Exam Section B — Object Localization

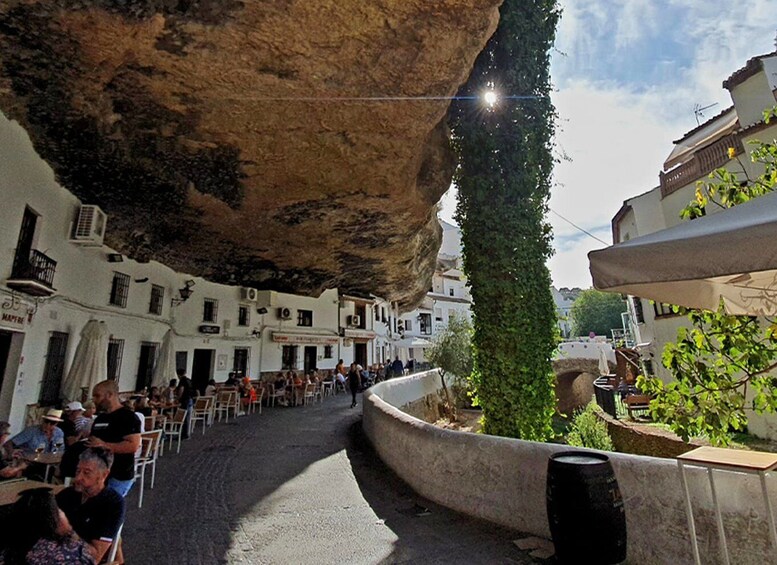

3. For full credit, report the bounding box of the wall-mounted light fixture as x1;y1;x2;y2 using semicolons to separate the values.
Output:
257;307;268;315
171;279;196;306
251;328;262;338
107;253;124;263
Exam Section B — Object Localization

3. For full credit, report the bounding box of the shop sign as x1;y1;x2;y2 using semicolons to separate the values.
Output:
272;332;339;345
199;324;221;335
0;295;35;331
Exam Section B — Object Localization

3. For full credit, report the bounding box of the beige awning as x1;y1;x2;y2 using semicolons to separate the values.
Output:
588;191;777;315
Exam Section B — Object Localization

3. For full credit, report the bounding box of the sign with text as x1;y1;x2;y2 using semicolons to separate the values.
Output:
198;324;221;335
272;332;339;345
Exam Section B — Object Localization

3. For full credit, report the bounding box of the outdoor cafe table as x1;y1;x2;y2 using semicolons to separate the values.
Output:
677;446;777;565
21;452;62;484
0;479;63;506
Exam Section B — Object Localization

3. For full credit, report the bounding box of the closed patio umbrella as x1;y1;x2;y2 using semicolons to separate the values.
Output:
598;347;611;376
61;319;109;402
588;190;777;316
151;329;176;389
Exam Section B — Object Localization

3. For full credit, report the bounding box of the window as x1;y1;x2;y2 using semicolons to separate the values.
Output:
374;307;379;321
109;272;130;308
107;338;125;381
40;332;69;405
203;299;218;322
435;308;443;322
324;345;333;359
238;305;250;326
233;348;249;375
175;351;188;374
149;284;164;315
282;345;298;370
297;309;313;327
632;297;645;324
355;304;366;328
419;313;432;335
404;320;412;331
449;288;454;297
653;302;676;318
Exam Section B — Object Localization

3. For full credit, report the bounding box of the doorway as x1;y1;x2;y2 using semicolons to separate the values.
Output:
135;342;158;392
303;346;317;374
0;332;12;416
233;347;249;377
354;342;367;368
192;349;214;394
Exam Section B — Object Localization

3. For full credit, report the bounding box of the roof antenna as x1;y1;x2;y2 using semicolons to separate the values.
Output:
693;102;718;125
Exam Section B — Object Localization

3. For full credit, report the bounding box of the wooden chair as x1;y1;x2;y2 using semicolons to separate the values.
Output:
133;436;154;508
270;385;287;407
191;396;214;435
163;409;187;454
303;383;317;405
624;394;652;419
215;391;238;422
251;386;265;415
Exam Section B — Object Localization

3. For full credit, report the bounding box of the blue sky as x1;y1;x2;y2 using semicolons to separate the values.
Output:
439;0;776;289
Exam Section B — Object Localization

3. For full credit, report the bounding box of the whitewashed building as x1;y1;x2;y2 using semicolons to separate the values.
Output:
397;221;473;364
552;287;581;338
611;51;777;438
0;111;376;432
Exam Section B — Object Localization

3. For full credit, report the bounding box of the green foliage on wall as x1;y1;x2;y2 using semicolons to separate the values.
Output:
448;0;561;440
566;402;614;451
570;289;626;337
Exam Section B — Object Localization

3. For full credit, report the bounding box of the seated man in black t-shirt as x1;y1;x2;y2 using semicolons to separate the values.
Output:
56;446;125;563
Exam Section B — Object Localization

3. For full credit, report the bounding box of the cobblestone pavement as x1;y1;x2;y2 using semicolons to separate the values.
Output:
123;393;539;564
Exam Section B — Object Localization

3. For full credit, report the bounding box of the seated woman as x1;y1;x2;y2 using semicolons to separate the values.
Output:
0;422;27;480
204;379;217;397
240;376;257;408
161;379;178;404
1;487;94;565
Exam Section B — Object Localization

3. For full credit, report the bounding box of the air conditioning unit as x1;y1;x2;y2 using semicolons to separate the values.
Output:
70;205;107;246
241;287;258;301
278;307;292;320
348;314;361;327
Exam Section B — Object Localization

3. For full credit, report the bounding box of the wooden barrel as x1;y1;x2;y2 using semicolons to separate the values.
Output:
546;451;627;564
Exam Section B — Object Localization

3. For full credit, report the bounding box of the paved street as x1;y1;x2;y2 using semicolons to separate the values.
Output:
123;393;539;564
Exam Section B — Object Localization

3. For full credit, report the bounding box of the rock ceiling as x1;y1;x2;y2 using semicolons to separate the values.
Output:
0;0;501;308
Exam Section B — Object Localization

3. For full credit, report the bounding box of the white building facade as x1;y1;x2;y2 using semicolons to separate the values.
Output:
0;111;395;432
611;51;777;438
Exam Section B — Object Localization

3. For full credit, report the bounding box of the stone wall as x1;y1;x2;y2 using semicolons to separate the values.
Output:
601;411;705;459
363;370;777;564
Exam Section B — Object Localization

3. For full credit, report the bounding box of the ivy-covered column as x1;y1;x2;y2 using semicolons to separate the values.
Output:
449;0;560;440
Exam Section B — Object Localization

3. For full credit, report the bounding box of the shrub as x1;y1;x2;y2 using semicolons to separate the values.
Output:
566;402;614;451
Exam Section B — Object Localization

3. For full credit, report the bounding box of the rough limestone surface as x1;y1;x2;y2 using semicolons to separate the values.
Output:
0;0;501;307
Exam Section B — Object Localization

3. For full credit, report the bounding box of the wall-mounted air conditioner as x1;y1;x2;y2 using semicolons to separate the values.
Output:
348;314;361;327
70;205;107;246
241;287;258;301
278;307;292;320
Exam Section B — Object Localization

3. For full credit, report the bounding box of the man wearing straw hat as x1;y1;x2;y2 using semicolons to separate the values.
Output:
8;409;65;454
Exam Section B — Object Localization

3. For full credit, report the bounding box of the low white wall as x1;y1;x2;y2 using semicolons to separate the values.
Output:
363;371;776;564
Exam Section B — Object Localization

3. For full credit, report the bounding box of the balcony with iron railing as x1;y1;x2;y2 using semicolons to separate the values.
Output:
7;249;57;296
659;133;743;198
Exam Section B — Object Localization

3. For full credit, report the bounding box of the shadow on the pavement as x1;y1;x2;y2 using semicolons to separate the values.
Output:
344;420;538;565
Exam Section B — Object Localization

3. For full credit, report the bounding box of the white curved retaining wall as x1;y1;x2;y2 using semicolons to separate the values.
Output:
364;370;776;564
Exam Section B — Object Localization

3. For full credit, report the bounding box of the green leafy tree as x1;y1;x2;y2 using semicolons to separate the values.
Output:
449;0;560;440
426;313;474;419
569;289;626;337
638;108;777;445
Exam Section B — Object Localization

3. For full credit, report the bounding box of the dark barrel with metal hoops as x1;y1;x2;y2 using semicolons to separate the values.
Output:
546;451;627;564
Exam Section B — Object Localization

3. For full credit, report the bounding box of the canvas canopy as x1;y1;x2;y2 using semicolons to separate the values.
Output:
588;191;777;316
61;319;108;402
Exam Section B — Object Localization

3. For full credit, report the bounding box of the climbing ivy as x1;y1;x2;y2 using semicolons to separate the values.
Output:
448;0;560;440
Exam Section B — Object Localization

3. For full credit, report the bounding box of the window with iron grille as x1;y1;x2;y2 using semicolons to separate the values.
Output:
238;305;250;326
419;313;432;335
297;309;313;327
203;298;218;322
324;345;333;358
149;284;164;315
653;301;676;318
282;345;298;370
404;320;412;331
39;332;69;405
632;297;645;323
449;288;454;296
107;338;125;381
109;272;130;308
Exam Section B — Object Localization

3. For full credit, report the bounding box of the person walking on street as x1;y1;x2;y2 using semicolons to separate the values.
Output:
347;363;361;409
